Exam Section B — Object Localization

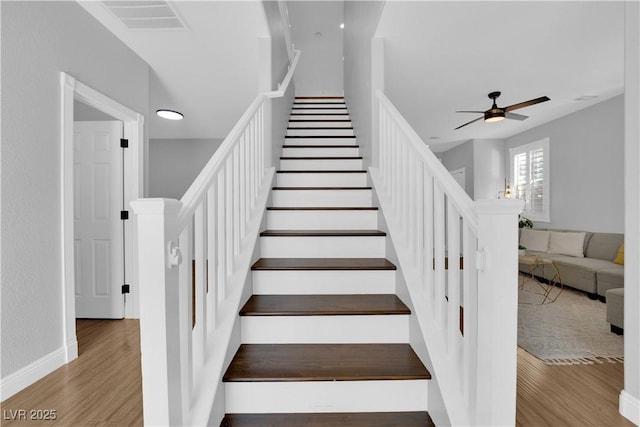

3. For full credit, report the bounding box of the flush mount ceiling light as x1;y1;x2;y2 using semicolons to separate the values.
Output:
340;23;344;29
156;109;183;120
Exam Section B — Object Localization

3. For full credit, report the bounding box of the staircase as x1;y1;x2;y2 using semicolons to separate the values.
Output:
220;97;434;426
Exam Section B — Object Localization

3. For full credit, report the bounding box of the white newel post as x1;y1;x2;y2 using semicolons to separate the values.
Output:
474;199;524;426
131;198;185;427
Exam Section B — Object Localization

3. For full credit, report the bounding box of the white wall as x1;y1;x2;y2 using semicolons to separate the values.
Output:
148;139;223;200
288;1;343;95
622;2;640;423
1;1;149;382
440;140;474;199
505;95;624;233
343;1;386;168
473;139;506;201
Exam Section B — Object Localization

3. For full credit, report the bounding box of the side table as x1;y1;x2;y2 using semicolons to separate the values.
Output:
518;255;564;304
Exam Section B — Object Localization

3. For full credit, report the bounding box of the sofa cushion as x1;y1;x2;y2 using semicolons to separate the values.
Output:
520;229;550;252
552;257;618;294
597;267;624;296
548;231;586;257
585;232;624;261
613;244;624;265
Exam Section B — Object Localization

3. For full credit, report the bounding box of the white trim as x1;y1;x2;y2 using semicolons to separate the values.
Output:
0;347;67;401
60;72;145;355
620;390;640;425
509;137;550;222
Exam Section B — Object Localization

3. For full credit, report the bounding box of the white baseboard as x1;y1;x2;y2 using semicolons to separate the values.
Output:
620;390;640;425
0;347;67;401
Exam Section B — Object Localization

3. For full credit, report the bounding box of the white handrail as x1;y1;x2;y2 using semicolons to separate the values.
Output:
371;90;523;426
132;49;301;426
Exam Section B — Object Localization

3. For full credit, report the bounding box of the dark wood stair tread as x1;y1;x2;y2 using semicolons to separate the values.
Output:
277;170;366;174
287;127;353;130
295;96;344;99
272;186;371;190
251;258;396;270
285;135;355;138
260;230;385;237
223;344;430;382
240;294;410;316
221;411;434;426
266;207;377;211
289;119;351;122
283;144;359;148
280;157;362;160
290;113;349;116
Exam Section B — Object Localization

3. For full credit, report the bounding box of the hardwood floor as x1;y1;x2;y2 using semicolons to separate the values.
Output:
516;347;633;427
1;319;142;426
2;321;632;426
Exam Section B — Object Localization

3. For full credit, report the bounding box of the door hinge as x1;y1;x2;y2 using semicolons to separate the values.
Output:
120;138;129;148
120;210;129;220
122;284;130;294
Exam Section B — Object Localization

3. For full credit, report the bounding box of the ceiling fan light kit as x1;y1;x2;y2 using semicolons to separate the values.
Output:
455;91;550;129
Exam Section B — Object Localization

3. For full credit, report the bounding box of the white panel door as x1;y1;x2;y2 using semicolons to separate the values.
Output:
74;121;124;318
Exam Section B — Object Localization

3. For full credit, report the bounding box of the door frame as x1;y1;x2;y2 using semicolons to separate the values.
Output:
60;72;144;362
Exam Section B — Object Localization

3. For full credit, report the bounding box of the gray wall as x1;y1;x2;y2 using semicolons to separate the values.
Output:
1;1;149;379
473;138;507;201
505;95;624;233
149;139;224;199
440;140;474;198
288;1;344;95
343;1;386;168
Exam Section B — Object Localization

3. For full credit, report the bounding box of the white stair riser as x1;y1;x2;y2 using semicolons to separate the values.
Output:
293;103;346;108
294;98;344;103
290;108;348;114
282;147;359;157
287;128;354;137
272;190;372;207
241;315;409;344
253;270;396;295
288;121;352;128
260;235;385;258
290;115;350;121
280;159;362;171
266;210;377;230
225;380;428;413
276;172;367;187
284;137;356;146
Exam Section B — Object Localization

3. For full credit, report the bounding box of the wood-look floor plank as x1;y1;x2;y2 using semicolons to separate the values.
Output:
1;319;142;427
251;258;397;270
223;344;430;382
516;347;633;427
240;294;410;316
221;411;434;426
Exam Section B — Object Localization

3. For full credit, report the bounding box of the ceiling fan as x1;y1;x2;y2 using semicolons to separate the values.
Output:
455;91;550;130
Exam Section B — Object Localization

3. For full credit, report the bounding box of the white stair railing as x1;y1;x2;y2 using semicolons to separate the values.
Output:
131;50;300;427
369;89;523;426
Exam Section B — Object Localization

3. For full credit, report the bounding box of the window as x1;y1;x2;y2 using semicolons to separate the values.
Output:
509;138;550;222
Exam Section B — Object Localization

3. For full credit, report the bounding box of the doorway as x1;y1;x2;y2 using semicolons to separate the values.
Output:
61;72;144;362
73;105;126;319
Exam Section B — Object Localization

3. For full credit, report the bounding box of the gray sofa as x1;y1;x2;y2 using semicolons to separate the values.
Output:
518;229;624;300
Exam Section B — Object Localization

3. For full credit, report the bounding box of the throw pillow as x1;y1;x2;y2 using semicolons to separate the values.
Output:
548;231;586;257
613;244;624;265
519;229;550;252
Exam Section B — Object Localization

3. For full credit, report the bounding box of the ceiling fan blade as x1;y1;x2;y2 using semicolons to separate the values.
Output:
505;112;528;121
456;110;485;113
505;96;550;112
454;116;483;130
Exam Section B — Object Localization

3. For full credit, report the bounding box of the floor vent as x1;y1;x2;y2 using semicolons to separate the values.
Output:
101;1;187;30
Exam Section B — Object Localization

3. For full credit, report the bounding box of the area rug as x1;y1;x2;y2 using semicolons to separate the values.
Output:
517;275;624;365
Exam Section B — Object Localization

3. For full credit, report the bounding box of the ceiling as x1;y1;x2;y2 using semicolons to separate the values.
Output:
79;1;625;149
79;1;270;139
375;1;625;151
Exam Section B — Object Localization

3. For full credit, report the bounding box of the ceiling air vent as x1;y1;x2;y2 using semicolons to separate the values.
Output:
102;1;187;30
